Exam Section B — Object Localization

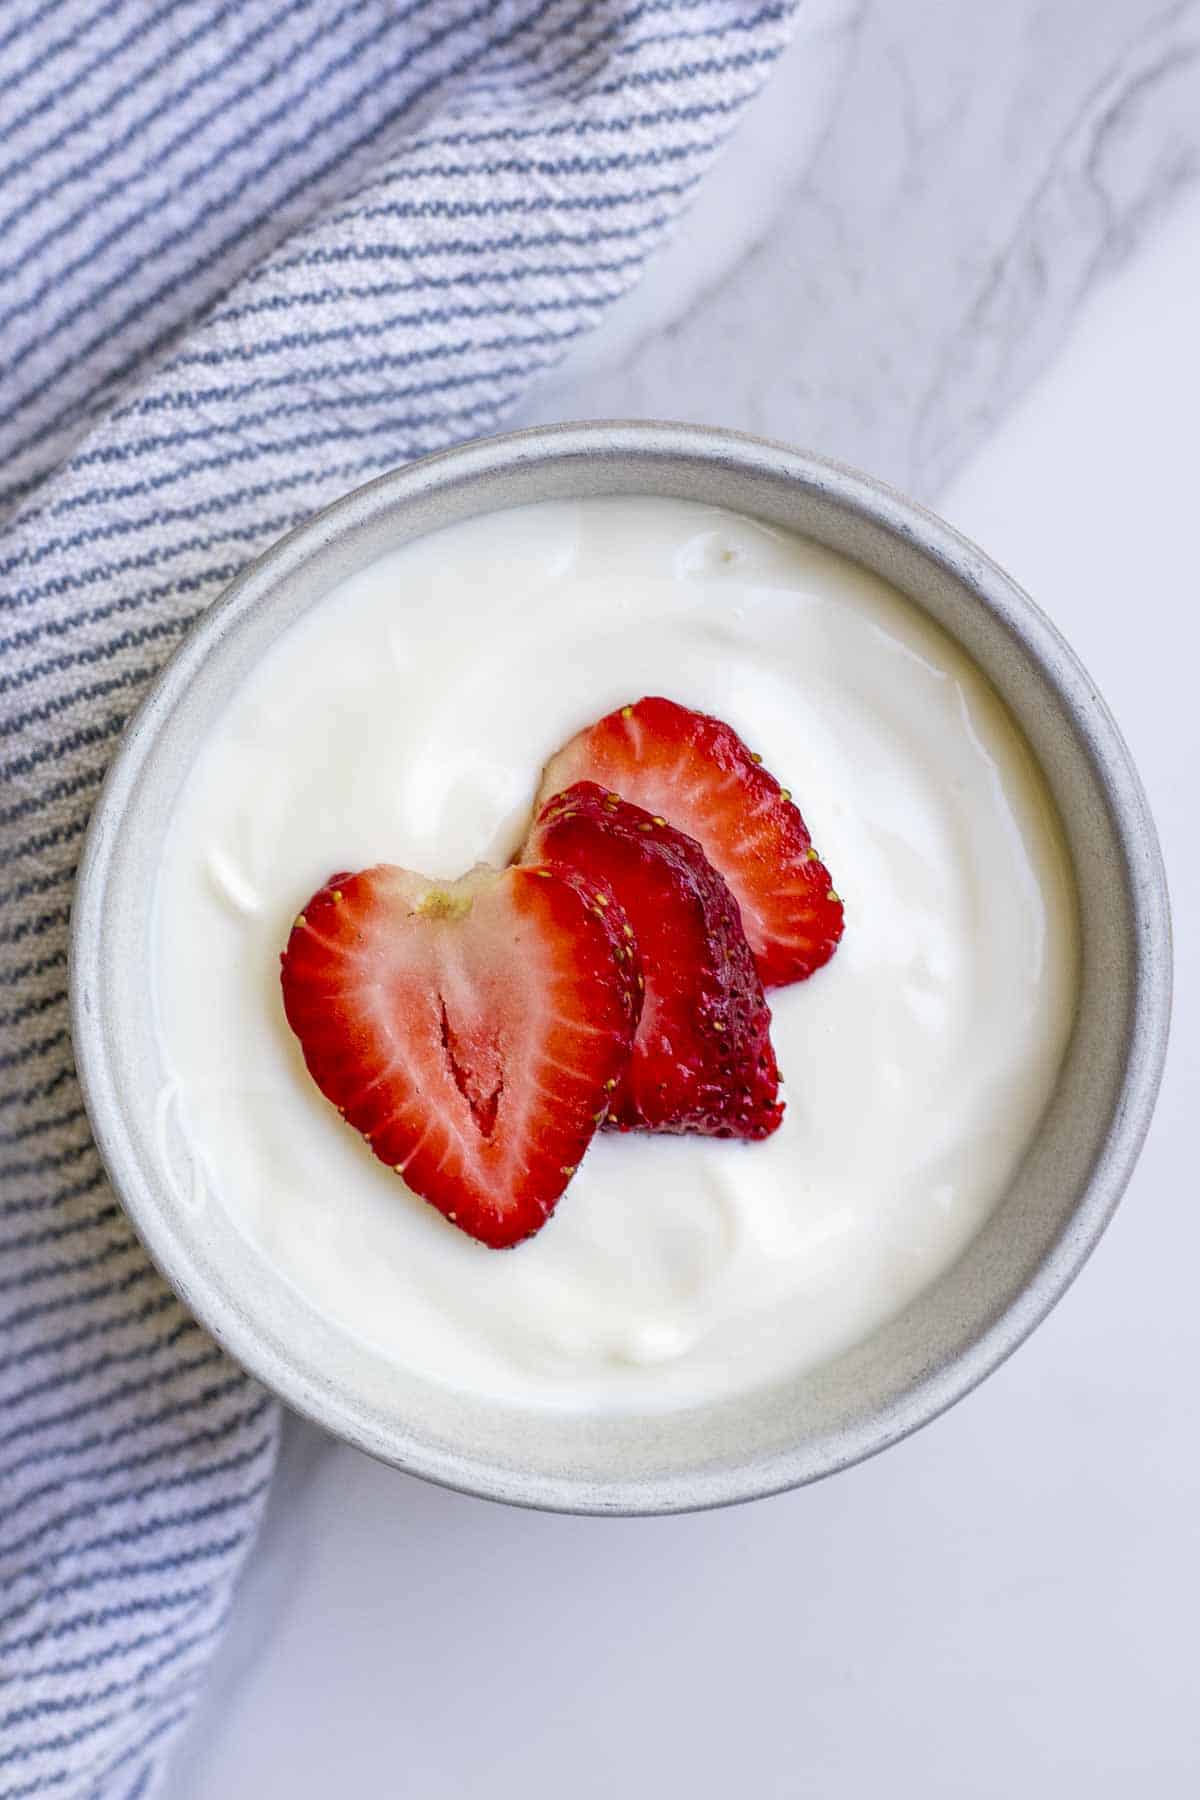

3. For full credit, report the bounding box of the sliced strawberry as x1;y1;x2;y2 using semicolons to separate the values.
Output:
524;783;783;1140
536;697;844;988
280;863;641;1248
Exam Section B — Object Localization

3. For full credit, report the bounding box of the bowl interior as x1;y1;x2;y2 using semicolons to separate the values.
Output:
72;426;1169;1512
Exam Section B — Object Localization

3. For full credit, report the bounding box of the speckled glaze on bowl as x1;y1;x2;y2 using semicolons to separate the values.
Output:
69;423;1172;1514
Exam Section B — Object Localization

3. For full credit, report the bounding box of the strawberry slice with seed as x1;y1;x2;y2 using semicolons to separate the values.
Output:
280;863;641;1248
536;697;844;987
525;783;783;1140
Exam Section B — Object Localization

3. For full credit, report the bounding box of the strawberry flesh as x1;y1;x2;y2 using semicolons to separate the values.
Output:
524;783;783;1140
536;696;844;988
280;863;641;1248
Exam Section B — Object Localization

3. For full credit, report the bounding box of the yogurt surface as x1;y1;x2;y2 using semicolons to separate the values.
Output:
154;497;1078;1411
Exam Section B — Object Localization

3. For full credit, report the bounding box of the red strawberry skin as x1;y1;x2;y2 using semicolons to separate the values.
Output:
536;697;844;988
525;783;783;1141
280;863;641;1248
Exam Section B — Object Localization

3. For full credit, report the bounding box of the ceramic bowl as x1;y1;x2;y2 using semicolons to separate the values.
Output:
70;422;1171;1513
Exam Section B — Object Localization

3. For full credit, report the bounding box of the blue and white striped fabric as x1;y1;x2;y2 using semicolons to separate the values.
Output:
0;2;796;1791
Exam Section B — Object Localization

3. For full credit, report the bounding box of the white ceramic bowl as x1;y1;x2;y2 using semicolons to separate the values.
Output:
70;423;1171;1513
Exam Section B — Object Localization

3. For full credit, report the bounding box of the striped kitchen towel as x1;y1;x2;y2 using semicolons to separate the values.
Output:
0;2;797;1792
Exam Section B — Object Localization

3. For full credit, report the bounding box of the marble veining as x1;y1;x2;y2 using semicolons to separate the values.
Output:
518;0;1200;502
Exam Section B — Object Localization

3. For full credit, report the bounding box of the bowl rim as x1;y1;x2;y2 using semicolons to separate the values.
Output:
69;420;1173;1514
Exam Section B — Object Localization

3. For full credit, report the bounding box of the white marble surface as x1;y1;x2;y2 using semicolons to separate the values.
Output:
167;12;1200;1795
520;0;1200;499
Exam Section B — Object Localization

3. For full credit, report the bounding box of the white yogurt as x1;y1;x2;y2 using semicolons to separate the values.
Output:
154;497;1078;1411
